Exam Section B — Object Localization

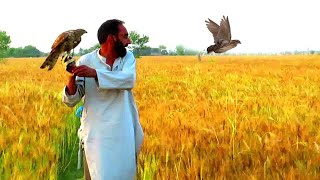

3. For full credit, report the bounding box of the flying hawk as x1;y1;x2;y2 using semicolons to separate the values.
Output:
205;16;241;53
40;29;87;70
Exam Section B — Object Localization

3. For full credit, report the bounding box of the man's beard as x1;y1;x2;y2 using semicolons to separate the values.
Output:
114;40;127;57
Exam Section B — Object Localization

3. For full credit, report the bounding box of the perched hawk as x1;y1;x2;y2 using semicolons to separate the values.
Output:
205;16;241;53
40;29;87;70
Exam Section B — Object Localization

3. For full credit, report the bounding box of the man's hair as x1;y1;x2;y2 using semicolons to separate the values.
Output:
97;19;124;44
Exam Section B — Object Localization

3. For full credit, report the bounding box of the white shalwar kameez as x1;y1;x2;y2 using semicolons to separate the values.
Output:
62;49;144;180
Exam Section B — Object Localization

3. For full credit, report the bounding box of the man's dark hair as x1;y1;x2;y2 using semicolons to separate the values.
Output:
97;19;124;44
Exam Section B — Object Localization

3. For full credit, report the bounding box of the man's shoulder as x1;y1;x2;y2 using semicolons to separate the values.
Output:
123;49;135;62
77;49;99;66
125;49;134;58
81;49;98;59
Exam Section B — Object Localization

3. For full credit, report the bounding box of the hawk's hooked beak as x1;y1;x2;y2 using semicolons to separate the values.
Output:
79;29;87;34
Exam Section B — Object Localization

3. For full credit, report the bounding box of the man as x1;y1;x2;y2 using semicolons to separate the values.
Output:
62;19;144;180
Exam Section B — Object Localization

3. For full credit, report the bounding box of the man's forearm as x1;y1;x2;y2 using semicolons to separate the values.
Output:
66;75;77;95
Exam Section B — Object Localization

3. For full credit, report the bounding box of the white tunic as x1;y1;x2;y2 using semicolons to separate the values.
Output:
62;49;144;180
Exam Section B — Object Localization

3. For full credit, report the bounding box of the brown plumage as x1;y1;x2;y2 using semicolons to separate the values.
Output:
40;29;87;70
205;16;241;53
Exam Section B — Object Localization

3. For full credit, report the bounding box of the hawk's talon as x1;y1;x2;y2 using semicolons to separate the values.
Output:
62;54;73;63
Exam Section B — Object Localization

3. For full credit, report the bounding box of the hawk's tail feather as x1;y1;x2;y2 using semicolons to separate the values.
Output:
40;49;60;70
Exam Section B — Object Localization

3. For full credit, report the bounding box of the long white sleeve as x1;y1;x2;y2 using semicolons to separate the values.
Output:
95;51;136;90
61;76;85;107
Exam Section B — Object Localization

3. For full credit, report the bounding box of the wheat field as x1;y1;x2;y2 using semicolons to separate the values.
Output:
0;55;320;179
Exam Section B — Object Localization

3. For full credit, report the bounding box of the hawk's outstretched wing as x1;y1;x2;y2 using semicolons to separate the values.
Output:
217;16;231;42
205;18;220;43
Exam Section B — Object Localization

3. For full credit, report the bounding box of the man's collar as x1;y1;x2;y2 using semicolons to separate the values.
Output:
97;49;106;63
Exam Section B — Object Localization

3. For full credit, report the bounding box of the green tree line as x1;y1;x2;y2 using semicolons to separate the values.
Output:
0;31;46;58
6;45;46;57
1;30;201;58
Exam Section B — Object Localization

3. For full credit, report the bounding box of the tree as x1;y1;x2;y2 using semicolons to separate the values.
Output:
159;45;168;55
184;48;198;55
129;31;149;57
78;48;85;56
175;45;198;56
0;31;11;58
6;45;45;57
22;45;41;57
175;45;185;55
129;31;149;49
159;45;166;50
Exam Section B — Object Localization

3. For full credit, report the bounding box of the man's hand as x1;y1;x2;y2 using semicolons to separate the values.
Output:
64;55;76;73
72;65;97;78
66;62;76;73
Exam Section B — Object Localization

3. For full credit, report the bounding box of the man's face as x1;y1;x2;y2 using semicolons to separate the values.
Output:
114;24;131;57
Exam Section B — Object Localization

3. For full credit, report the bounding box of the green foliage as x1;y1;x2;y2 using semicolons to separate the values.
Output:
58;104;84;180
139;154;159;180
175;45;185;55
129;31;149;49
184;48;198;55
159;45;168;55
6;45;45;57
0;30;11;58
158;45;166;50
1;32;46;57
129;31;149;57
175;45;198;56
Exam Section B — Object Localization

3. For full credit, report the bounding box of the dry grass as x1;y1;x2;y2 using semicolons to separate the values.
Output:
0;55;320;179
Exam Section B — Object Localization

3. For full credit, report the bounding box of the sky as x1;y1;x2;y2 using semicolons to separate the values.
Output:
0;0;319;54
